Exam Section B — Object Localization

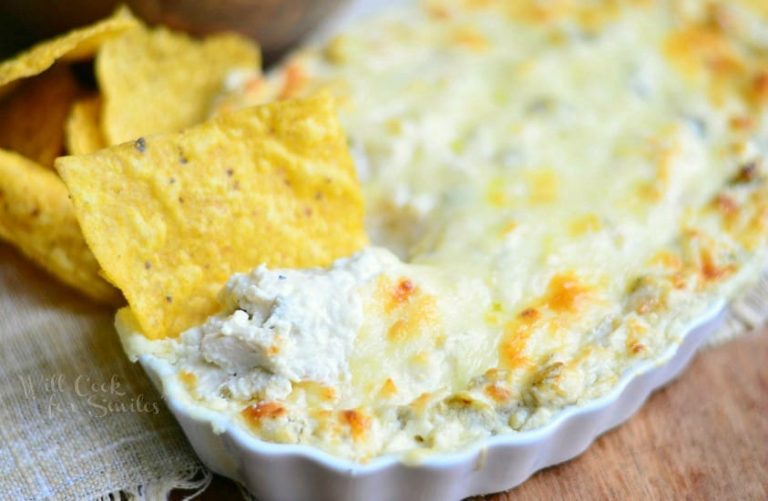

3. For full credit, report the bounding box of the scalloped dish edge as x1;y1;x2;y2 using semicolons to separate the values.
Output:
122;300;725;500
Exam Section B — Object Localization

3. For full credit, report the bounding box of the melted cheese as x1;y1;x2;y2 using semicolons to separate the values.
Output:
121;0;768;462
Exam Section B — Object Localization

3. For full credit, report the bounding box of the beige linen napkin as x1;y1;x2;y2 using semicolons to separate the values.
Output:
0;243;210;500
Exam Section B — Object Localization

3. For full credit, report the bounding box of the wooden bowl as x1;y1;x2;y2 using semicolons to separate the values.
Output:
128;0;348;62
0;0;348;63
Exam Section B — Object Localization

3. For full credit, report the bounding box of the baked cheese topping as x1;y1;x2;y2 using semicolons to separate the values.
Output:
120;0;768;461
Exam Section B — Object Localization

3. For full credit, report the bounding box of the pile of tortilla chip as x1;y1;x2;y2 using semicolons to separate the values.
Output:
0;7;261;304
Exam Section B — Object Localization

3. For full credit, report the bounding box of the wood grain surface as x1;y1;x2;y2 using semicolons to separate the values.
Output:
194;328;768;500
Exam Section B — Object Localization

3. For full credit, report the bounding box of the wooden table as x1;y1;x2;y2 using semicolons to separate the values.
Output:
196;329;768;500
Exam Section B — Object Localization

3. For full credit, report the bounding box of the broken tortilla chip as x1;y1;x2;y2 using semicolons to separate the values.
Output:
66;95;106;155
0;65;80;167
0;7;139;91
0;149;120;304
57;93;366;339
96;24;260;145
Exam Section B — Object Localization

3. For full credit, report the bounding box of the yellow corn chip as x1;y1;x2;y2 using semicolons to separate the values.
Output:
96;25;260;145
0;65;80;167
66;95;106;155
0;149;121;304
57;94;366;339
0;7;139;90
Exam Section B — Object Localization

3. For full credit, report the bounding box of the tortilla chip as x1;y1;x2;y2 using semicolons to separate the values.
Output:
0;65;80;167
66;95;106;155
0;149;120;304
57;94;366;339
0;7;139;90
96;25;260;145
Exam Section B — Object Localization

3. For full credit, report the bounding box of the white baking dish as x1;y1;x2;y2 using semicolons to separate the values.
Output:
135;301;724;501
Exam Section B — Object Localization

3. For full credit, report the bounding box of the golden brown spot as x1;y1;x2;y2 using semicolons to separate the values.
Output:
340;409;370;442
636;181;662;202
651;250;683;271
409;352;430;367
178;370;197;392
729;115;755;132
452;26;489;52
752;71;768;107
379;378;398;398
501;0;628;31
388;293;439;342
242;402;286;423
308;386;336;401
387;319;409;342
485;383;511;402
426;4;451;19
714;193;739;219
461;0;494;10
310;409;333;422
519;307;540;322
293;382;337;405
741;200;768;251
244;75;265;96
324;35;351;64
568;213;601;236
377;276;439;343
499;316;536;370
499;274;590;369
634;296;659;315
699;248;734;283
626;318;648;356
671;272;687;289
664;23;758;106
279;62;308;100
446;394;474;407
321;386;336;401
410;392;433;413
731;161;759;184
544;272;590;313
389;278;415;309
675;26;739;72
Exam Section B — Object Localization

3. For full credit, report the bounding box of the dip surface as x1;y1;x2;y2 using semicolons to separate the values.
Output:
121;0;768;461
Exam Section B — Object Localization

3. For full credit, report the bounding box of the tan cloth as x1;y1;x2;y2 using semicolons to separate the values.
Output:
0;243;210;499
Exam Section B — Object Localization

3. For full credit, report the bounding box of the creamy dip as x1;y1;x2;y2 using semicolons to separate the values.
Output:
120;0;768;461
